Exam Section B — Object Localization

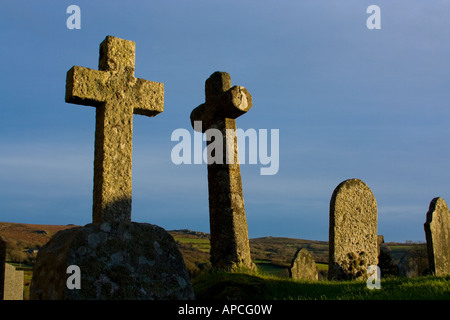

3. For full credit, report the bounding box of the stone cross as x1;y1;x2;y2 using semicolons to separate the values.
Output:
328;178;378;280
424;197;450;276
65;36;164;223
190;71;254;271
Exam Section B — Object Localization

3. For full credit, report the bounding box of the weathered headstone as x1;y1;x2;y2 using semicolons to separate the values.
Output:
30;36;194;300
424;197;450;276
289;248;318;281
31;222;192;299
190;71;255;271
0;236;6;300
398;254;420;278
3;263;23;300
328;178;378;280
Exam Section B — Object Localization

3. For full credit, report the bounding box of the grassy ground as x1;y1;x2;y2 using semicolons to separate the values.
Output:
193;270;450;300
16;262;450;301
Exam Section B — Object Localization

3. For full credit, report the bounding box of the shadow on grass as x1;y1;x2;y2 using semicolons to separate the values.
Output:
193;271;450;300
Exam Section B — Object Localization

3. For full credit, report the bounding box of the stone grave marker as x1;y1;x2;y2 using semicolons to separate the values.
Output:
328;178;378;280
424;197;450;276
0;236;5;300
190;71;255;271
398;254;420;278
3;263;24;300
30;36;194;300
289;248;318;281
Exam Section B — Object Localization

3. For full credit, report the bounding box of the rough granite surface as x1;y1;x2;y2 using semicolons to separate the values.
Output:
328;178;378;280
30;222;194;300
289;248;318;281
424;197;450;276
3;264;23;300
190;72;254;271
65;36;164;223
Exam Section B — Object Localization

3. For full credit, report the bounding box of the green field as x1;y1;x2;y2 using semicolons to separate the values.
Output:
255;260;289;277
174;236;210;253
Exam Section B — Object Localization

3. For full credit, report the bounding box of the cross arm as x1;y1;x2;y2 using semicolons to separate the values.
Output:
190;103;213;132
132;78;164;117
65;66;109;106
217;86;252;119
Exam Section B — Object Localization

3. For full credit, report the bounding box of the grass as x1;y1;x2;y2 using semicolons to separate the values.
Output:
23;270;32;300
255;261;289;277
192;269;450;300
316;263;328;271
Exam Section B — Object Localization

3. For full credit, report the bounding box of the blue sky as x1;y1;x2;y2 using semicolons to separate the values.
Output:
1;0;450;242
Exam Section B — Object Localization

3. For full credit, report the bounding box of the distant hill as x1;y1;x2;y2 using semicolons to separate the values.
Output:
0;222;78;264
0;221;76;242
0;222;425;278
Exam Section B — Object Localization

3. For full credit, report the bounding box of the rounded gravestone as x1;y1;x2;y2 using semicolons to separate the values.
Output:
328;179;378;280
289;248;318;281
30;222;195;300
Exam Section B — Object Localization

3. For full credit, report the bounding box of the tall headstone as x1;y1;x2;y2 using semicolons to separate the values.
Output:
30;36;194;300
328;178;378;280
424;197;450;276
289;248;318;281
190;71;255;271
0;236;6;300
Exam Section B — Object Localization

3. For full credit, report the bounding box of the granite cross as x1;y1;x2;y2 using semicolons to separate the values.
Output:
65;36;164;223
190;71;254;270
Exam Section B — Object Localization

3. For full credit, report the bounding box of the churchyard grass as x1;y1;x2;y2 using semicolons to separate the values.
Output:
23;270;32;300
193;269;450;300
20;268;450;300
